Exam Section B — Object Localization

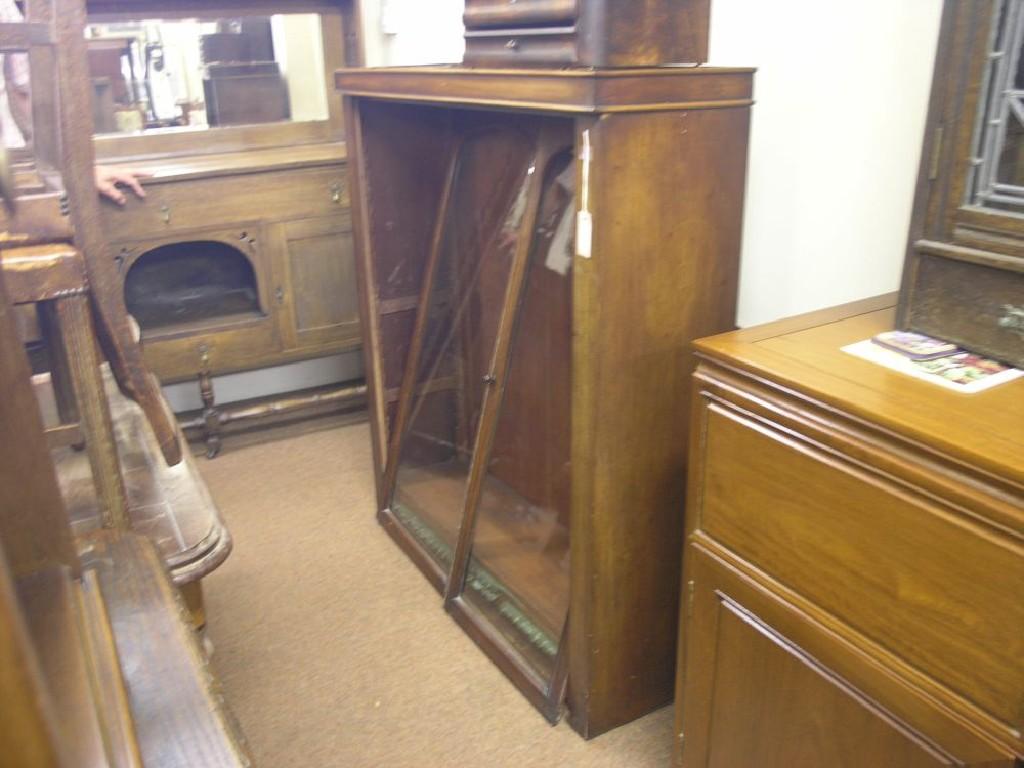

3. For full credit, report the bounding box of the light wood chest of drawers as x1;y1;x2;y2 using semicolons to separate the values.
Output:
674;296;1024;767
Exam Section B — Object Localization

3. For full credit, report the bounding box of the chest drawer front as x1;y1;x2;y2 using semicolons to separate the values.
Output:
904;251;1024;369
463;0;578;29
695;400;1024;732
463;29;578;67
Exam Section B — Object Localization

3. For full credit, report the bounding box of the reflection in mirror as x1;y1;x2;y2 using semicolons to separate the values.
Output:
969;0;1024;210
84;14;327;136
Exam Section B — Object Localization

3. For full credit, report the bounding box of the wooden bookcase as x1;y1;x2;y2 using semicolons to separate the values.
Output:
336;65;752;736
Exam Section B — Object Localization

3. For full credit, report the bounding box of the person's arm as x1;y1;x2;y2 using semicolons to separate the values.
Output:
94;165;152;205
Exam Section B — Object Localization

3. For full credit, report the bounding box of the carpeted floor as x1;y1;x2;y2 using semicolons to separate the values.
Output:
197;414;673;767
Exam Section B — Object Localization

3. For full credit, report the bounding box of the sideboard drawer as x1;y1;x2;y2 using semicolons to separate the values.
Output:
463;0;578;29
693;399;1024;733
102;167;347;243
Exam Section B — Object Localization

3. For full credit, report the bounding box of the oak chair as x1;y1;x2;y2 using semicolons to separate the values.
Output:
0;253;250;767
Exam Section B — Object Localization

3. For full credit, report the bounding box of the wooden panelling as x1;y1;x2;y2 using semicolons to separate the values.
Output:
279;215;360;350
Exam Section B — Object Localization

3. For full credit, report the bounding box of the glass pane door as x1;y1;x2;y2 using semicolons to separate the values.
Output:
453;146;575;690
387;124;538;578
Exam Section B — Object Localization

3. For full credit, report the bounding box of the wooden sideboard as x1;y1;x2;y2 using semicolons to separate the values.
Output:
84;1;365;455
674;296;1023;766
100;144;359;383
97;144;364;455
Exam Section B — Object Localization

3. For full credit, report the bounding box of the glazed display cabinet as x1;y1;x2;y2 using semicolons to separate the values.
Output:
336;66;752;736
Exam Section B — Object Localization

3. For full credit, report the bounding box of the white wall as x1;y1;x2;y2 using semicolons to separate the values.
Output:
361;0;464;66
273;13;330;122
709;1;944;326
358;0;945;328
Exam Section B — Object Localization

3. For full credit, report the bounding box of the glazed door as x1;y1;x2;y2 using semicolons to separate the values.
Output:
677;545;1019;768
382;119;542;578
443;141;575;719
382;114;576;718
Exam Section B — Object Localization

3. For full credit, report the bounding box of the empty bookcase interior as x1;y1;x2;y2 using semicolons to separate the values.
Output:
339;67;752;735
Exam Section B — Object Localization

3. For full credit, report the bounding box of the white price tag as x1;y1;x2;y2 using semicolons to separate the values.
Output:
576;210;593;259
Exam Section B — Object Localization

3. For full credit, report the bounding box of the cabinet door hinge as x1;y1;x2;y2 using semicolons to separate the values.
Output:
685;579;695;621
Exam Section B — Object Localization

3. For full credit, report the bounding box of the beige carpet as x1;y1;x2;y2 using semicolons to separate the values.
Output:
198;415;673;767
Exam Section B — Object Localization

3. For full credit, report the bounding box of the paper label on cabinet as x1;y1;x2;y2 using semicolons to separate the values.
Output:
576;210;593;259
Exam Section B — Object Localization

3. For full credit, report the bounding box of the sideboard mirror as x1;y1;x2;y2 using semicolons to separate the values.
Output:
85;1;359;160
86;14;329;135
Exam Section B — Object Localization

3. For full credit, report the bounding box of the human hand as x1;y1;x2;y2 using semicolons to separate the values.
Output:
95;165;153;205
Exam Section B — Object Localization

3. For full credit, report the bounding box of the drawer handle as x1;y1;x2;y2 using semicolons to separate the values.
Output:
330;182;342;204
159;204;171;224
505;38;519;51
275;286;284;305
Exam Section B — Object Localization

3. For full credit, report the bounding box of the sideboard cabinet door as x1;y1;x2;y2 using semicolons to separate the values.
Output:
677;547;1017;768
277;216;361;353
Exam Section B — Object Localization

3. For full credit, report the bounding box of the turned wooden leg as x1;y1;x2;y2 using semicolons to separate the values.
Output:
198;346;221;459
57;294;129;529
